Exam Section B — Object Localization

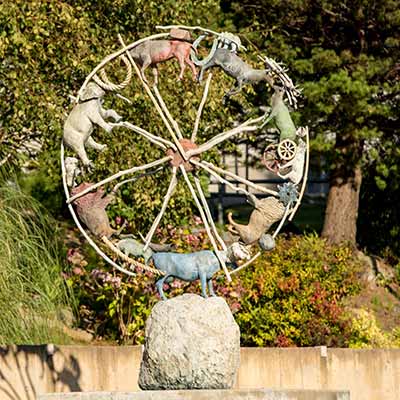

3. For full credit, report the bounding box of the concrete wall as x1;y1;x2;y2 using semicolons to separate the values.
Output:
0;345;399;400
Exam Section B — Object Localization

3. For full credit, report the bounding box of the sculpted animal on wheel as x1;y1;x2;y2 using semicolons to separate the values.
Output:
63;82;122;168
116;238;174;265
129;29;197;85
151;243;250;300
71;182;118;239
228;194;285;245
261;86;296;142
196;48;274;101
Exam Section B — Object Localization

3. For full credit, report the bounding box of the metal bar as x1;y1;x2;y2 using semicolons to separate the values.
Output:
180;166;232;282
193;175;227;251
143;167;178;252
67;156;172;204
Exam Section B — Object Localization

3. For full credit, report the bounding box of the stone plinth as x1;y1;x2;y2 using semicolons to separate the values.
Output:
138;294;240;390
37;389;351;400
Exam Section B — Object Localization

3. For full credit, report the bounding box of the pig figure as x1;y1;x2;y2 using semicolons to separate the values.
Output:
129;29;197;84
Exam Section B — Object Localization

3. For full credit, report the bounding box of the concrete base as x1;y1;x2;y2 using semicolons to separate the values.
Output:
37;389;350;400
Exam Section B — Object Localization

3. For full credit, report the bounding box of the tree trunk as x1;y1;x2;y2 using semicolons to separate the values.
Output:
322;165;362;245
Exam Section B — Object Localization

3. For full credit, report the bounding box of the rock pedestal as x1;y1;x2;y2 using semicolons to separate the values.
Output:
138;294;240;390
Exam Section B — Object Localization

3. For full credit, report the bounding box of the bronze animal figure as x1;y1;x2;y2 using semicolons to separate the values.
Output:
71;182;117;238
261;86;296;141
227;194;285;245
197;48;274;101
129;29;197;85
63;82;122;169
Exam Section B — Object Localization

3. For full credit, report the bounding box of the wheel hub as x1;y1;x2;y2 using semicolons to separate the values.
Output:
166;139;199;171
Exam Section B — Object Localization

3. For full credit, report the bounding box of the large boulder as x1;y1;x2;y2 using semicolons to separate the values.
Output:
138;293;240;390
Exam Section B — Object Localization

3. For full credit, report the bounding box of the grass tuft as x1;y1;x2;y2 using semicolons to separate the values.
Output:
0;183;73;344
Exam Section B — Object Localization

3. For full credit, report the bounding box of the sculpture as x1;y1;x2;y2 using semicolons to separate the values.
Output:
227;194;286;245
71;182;117;238
116;238;174;265
61;25;309;295
63;82;122;168
196;47;274;102
277;137;306;184
64;156;81;187
117;238;154;265
152;243;250;300
129;28;197;85
261;86;297;140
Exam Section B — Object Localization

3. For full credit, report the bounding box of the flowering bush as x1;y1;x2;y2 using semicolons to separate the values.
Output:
65;228;362;346
232;234;361;347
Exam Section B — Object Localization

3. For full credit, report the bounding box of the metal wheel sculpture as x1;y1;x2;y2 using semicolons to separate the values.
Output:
61;25;309;295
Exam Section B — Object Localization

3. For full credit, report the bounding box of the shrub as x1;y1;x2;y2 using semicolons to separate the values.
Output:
232;234;361;347
348;309;393;348
67;231;362;347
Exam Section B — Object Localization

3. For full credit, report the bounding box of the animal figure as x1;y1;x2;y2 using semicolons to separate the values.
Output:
129;29;197;85
117;238;154;265
63;82;122;168
151;243;251;300
65;157;81;187
228;194;285;245
71;182;116;238
116;238;174;265
196;48;274;101
261;86;296;141
277;138;306;185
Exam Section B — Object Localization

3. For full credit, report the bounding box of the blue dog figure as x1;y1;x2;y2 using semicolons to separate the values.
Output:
151;244;250;300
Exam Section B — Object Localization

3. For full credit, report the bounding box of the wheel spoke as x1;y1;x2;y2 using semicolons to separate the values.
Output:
118;35;188;161
180;165;232;282
111;166;164;194
67;155;172;204
193;174;227;251
143;167;178;251
192;73;212;142
122;122;176;150
190;159;250;196
200;161;279;197
186;116;264;157
153;85;183;140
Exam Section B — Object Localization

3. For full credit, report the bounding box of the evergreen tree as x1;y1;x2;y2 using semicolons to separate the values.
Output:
222;0;400;245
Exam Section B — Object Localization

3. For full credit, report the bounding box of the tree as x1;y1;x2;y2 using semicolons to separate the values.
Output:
0;0;230;228
221;0;400;245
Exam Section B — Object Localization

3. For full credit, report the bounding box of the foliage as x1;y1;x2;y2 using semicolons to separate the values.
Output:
0;183;74;344
232;234;361;347
0;0;237;230
221;0;400;243
67;231;363;347
358;154;400;260
348;308;399;348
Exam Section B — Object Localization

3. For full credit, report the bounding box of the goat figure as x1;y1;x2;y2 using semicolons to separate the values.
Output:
197;48;274;101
